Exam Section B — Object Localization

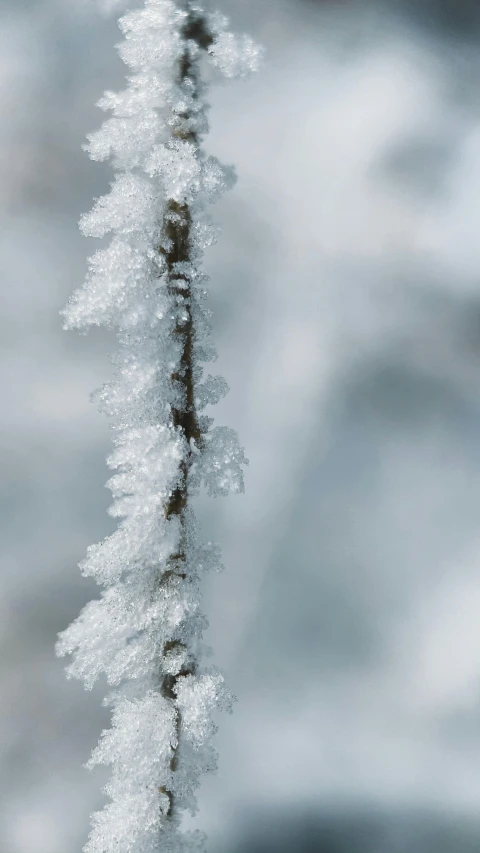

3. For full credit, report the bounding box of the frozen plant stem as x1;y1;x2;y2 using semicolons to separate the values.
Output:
56;3;261;853
159;12;212;821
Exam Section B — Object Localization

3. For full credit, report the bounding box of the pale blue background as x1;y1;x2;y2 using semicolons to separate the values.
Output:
2;1;480;850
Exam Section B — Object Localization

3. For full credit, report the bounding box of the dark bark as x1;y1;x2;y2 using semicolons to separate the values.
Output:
157;5;214;821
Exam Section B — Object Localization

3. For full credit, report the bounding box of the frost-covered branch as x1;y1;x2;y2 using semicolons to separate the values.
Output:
56;3;261;852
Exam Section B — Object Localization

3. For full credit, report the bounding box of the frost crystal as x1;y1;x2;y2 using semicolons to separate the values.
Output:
57;3;260;853
208;31;263;78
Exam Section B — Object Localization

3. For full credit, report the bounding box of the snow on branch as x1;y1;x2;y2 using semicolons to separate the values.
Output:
57;3;260;853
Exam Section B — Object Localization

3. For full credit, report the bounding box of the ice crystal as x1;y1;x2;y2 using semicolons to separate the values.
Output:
57;3;259;853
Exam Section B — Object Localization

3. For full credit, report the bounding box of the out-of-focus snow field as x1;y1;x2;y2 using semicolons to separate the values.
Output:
3;0;480;851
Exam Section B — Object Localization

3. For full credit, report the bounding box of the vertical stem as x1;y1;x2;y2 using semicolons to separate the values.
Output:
158;4;213;822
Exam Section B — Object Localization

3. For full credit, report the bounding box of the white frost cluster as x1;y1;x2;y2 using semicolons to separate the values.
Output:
208;31;262;78
57;3;258;853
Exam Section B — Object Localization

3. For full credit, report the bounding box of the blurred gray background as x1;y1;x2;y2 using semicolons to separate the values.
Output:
3;0;480;850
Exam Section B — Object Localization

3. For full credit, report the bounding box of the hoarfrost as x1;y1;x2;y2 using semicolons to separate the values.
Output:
57;2;260;852
208;31;263;78
79;174;158;239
